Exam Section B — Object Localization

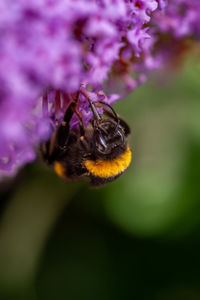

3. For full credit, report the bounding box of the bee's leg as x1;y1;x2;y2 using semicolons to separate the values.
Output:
74;110;91;152
55;92;80;148
46;93;80;163
74;110;85;138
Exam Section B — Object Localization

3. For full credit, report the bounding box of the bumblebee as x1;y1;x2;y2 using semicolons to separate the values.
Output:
42;93;132;186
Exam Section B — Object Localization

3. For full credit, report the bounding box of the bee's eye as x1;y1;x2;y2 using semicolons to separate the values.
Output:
94;131;109;154
115;128;125;143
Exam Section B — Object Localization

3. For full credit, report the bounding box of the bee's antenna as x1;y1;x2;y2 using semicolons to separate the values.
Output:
79;85;102;121
98;101;119;123
87;98;102;121
98;101;120;133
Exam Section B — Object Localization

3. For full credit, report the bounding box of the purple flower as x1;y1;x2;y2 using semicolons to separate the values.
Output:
156;0;168;10
153;0;200;38
148;0;200;71
0;0;159;177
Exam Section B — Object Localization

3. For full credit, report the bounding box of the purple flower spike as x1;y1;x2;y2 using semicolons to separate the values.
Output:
153;0;200;38
1;0;198;179
0;0;160;178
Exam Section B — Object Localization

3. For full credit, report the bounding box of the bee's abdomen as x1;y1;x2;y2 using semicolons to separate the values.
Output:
89;173;122;187
83;146;131;179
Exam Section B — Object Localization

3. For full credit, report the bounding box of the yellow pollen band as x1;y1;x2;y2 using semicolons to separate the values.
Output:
83;147;131;178
54;161;66;178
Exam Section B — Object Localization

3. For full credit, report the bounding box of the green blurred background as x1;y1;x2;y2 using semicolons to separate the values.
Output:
0;56;200;300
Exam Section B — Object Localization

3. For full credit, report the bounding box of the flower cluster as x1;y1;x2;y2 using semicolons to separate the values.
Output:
0;0;159;177
0;0;199;178
154;0;200;38
150;0;200;70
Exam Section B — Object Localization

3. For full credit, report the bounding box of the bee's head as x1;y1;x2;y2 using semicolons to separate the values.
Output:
87;99;128;160
92;119;126;159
